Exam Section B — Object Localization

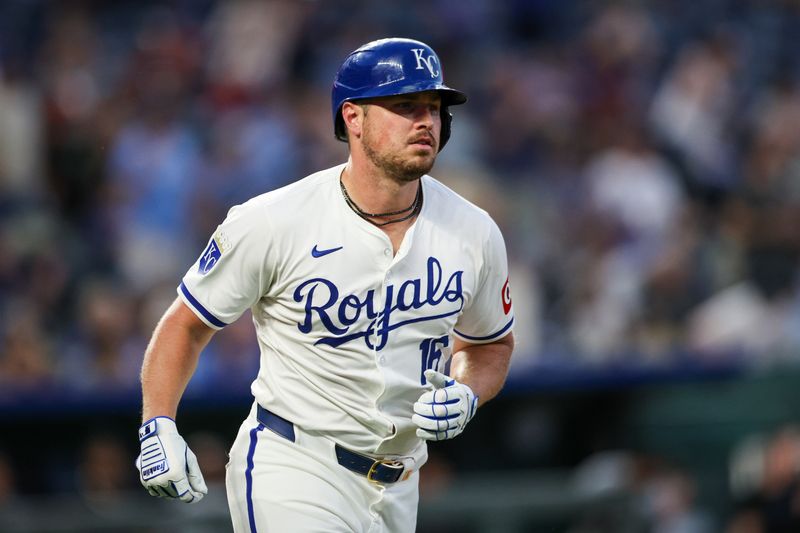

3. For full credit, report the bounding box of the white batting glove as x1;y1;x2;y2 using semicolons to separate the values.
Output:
412;369;479;441
135;416;207;503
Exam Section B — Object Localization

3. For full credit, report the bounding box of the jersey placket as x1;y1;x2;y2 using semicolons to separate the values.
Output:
370;222;418;442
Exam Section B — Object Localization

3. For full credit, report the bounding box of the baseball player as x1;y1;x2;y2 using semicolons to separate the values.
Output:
136;37;515;532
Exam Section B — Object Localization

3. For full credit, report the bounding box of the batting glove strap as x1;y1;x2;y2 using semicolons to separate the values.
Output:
135;417;208;504
412;369;479;441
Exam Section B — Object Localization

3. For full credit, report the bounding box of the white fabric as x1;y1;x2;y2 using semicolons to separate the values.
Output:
226;404;420;533
179;164;514;458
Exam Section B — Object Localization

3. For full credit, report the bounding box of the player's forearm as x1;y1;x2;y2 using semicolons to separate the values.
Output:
141;298;216;421
450;333;514;407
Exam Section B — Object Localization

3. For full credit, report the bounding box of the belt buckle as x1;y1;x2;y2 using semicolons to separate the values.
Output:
366;458;404;483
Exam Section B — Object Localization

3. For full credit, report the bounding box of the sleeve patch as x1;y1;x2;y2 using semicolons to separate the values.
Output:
502;277;512;315
198;239;222;275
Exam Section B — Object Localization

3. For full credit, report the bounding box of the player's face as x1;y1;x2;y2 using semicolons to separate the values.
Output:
360;91;442;183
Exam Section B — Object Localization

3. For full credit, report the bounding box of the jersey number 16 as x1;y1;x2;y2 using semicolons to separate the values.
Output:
419;335;450;385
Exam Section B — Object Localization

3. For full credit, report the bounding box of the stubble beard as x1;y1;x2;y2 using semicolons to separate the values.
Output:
362;123;436;184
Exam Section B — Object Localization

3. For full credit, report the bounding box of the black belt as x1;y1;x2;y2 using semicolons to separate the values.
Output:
256;405;406;484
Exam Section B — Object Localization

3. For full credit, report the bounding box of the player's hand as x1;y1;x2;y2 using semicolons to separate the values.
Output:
135;416;207;503
412;369;479;441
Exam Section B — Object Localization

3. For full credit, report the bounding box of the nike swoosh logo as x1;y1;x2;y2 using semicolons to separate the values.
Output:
311;245;343;258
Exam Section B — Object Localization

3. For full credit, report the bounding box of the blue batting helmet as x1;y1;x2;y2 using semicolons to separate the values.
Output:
332;38;467;151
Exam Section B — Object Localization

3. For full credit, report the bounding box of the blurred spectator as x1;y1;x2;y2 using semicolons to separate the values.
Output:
186;311;260;395
102;5;204;289
649;33;738;191
0;452;33;532
585;122;685;258
191;96;301;240
0;451;17;506
58;278;143;392
567;120;686;360
38;5;106;225
0;305;54;390
579;4;661;153
743;81;800;205
726;426;800;533
204;0;307;94
104;109;201;289
643;466;714;533
75;433;137;502
687;280;787;357
571;451;713;532
187;431;229;487
0;56;44;199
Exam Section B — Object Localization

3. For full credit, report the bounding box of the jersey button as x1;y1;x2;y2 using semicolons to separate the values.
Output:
379;356;387;365
384;248;392;257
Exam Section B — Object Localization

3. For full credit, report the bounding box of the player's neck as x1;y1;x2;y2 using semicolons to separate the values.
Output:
340;159;420;216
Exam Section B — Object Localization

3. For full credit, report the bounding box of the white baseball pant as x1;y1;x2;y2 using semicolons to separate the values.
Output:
226;404;421;533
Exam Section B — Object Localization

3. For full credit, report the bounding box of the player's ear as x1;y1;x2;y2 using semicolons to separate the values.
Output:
341;101;364;141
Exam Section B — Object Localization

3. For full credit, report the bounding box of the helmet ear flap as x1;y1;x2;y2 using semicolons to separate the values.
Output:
335;110;347;142
439;108;453;152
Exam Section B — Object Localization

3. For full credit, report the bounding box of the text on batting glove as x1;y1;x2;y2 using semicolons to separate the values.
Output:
412;369;479;441
135;416;207;503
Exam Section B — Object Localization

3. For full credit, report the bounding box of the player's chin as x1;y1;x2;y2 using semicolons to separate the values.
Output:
407;147;436;165
405;156;435;176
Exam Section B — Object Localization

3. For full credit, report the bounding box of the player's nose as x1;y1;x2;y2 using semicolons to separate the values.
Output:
414;104;436;127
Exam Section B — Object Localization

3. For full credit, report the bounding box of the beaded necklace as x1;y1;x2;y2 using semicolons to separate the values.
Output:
340;180;422;227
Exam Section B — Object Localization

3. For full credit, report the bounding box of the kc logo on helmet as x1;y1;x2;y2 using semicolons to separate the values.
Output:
411;49;439;78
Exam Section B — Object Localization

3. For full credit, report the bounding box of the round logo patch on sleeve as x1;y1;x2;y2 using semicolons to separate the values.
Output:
501;277;512;315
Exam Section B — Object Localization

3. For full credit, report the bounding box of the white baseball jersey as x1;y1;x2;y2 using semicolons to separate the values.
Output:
179;163;514;459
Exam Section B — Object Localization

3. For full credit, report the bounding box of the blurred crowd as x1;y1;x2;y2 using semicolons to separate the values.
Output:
2;0;800;397
3;1;800;530
562;423;800;533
